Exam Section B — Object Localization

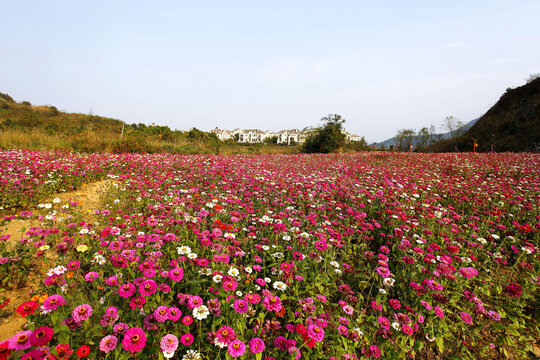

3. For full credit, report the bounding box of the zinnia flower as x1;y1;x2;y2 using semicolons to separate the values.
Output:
122;327;147;353
154;306;169;322
29;326;54;347
9;331;32;350
306;324;325;342
16;301;39;317
99;335;118;353
460;312;473;325
227;340;246;358
248;337;265;354
181;333;194;346
160;334;179;353
232;299;249;314
72;304;93;322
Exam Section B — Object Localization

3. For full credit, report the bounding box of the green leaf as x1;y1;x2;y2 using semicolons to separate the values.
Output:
436;336;445;353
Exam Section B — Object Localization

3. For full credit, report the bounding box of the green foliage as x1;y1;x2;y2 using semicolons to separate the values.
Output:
263;135;278;144
302;114;347;153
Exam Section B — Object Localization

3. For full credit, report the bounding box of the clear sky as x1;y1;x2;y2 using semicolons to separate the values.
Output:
1;1;539;142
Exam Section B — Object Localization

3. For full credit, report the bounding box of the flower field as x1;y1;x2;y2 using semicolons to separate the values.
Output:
0;151;539;359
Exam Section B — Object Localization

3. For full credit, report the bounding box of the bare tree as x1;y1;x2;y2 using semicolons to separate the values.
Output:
526;73;540;84
441;116;464;138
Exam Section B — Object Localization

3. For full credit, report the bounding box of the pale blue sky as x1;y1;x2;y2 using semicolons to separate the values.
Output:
1;1;538;142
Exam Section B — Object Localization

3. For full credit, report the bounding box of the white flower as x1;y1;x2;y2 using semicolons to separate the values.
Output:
183;350;202;360
335;269;342;275
44;203;52;209
212;275;223;283
236;291;243;297
79;228;89;235
193;305;209;320
228;268;239;277
163;351;175;359
392;322;400;330
244;267;252;274
177;246;192;255
264;277;271;283
330;261;340;268
273;281;287;291
283;235;291;241
187;253;198;259
53;197;61;203
379;288;386;294
383;277;395;287
261;245;269;251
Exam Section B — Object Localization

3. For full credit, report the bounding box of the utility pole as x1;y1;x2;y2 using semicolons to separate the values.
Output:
472;138;478;153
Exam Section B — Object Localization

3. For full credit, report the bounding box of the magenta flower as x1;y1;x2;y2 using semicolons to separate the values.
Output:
168;267;184;281
306;324;325;342
84;271;100;282
187;295;203;309
99;335;118;353
42;294;65;311
154;306;169;322
180;333;194;346
262;295;282;312
118;283;136;298
248;337;265;354
72;304;93;322
29;326;54;347
9;331;32;350
459;267;479;279
434;306;444;318
232;299;249;314
167;306;182;322
460;312;473;325
216;326;236;344
160;334;179;353
228;339;246;358
122;327;147;353
139;280;158;296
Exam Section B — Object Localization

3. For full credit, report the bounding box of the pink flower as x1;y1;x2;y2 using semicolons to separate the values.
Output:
434;306;444;318
160;334;179;353
139;280;157;296
9;331;32;350
377;317;390;330
459;267;479;279
168;267;184;281
168;306;182;322
228;340;246;358
306;324;325;342
99;335;118;353
154;306;169;322
118;283;136;298
216;326;237;344
29;326;54;347
42;294;65;311
248;337;265;354
84;271;99;282
367;344;381;358
262;295;282;312
187;295;203;309
180;333;194;346
122;327;147;353
232;299;249;314
402;324;413;335
72;304;93;322
460;312;473;325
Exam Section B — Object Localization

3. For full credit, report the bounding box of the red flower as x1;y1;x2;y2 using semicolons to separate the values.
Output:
76;345;91;358
0;341;11;360
505;282;522;297
16;301;39;317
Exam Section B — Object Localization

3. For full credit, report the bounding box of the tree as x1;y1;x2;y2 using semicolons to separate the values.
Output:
301;114;347;153
417;127;430;150
263;135;278;144
394;129;416;151
441;116;464;138
526;73;540;84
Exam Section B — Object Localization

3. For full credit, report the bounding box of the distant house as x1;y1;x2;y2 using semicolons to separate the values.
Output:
209;127;360;145
210;127;234;140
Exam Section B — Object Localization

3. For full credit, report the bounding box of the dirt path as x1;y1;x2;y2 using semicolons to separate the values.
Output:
0;179;111;342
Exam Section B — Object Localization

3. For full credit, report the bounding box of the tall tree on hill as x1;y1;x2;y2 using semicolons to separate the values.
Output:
442;116;464;138
395;129;416;151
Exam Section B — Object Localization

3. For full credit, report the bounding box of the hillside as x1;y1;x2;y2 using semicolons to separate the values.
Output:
373;118;479;149
432;78;540;152
0;93;297;154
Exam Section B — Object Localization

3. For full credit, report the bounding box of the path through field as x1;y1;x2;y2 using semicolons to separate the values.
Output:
0;180;110;341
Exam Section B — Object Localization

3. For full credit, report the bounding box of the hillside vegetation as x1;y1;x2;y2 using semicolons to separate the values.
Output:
0;93;298;154
433;78;540;152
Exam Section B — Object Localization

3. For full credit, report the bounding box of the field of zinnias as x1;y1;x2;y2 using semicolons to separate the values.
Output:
0;150;538;360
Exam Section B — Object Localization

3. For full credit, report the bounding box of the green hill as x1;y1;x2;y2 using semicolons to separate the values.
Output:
0;93;296;154
433;78;540;152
